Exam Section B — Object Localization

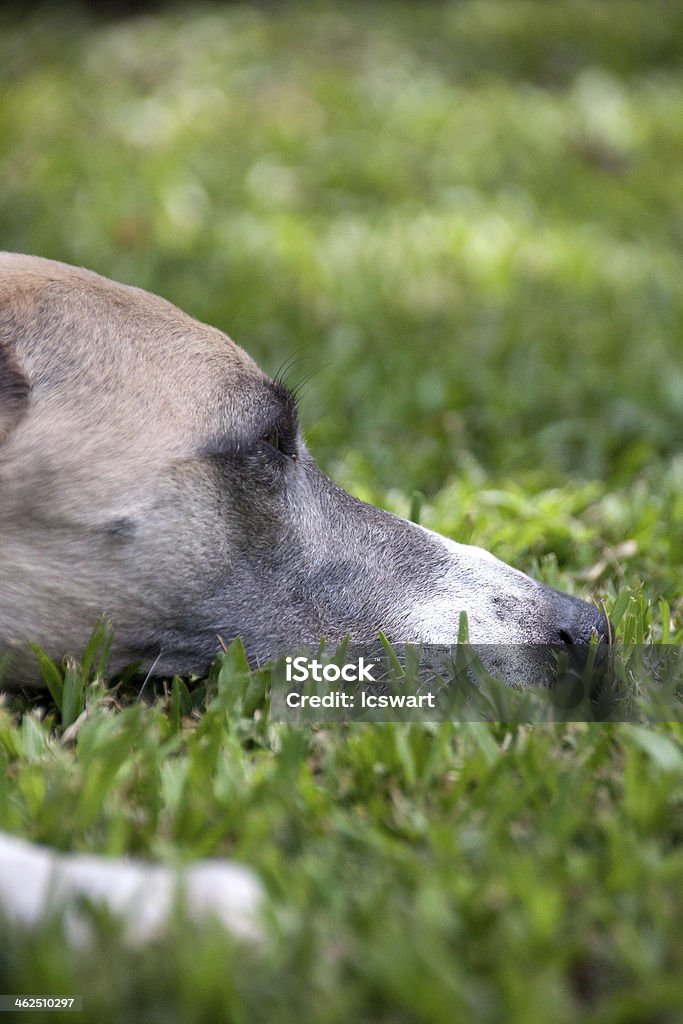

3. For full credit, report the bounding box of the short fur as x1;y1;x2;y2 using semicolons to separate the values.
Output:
0;254;608;686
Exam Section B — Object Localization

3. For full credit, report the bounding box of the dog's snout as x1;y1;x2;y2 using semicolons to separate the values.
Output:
555;599;611;646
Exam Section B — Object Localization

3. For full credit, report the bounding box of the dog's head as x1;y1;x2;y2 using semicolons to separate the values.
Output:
0;254;608;683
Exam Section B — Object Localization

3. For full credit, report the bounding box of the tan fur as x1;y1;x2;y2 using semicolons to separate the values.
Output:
0;253;609;686
0;254;266;680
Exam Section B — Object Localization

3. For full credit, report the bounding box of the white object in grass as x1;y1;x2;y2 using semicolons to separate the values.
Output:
0;830;263;944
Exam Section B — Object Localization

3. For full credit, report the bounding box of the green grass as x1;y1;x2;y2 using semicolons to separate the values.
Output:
0;1;682;1020
2;660;683;1023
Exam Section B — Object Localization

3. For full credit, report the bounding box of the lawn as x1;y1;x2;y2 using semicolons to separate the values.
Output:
0;2;682;1021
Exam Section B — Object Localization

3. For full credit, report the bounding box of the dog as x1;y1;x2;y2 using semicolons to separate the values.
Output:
0;252;610;941
0;253;608;687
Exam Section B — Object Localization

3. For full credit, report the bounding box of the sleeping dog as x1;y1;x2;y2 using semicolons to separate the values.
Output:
0;253;608;939
0;253;607;685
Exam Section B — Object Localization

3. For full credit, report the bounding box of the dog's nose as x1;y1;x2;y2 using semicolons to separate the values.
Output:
555;597;611;645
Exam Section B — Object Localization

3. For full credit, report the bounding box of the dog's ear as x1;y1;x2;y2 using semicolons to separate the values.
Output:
0;339;29;444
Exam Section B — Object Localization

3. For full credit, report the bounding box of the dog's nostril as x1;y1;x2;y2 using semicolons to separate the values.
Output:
556;604;611;646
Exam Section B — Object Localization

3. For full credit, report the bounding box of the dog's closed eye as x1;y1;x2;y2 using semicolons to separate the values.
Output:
262;426;297;460
263;428;281;451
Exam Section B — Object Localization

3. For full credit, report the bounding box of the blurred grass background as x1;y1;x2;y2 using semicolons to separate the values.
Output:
2;0;682;479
